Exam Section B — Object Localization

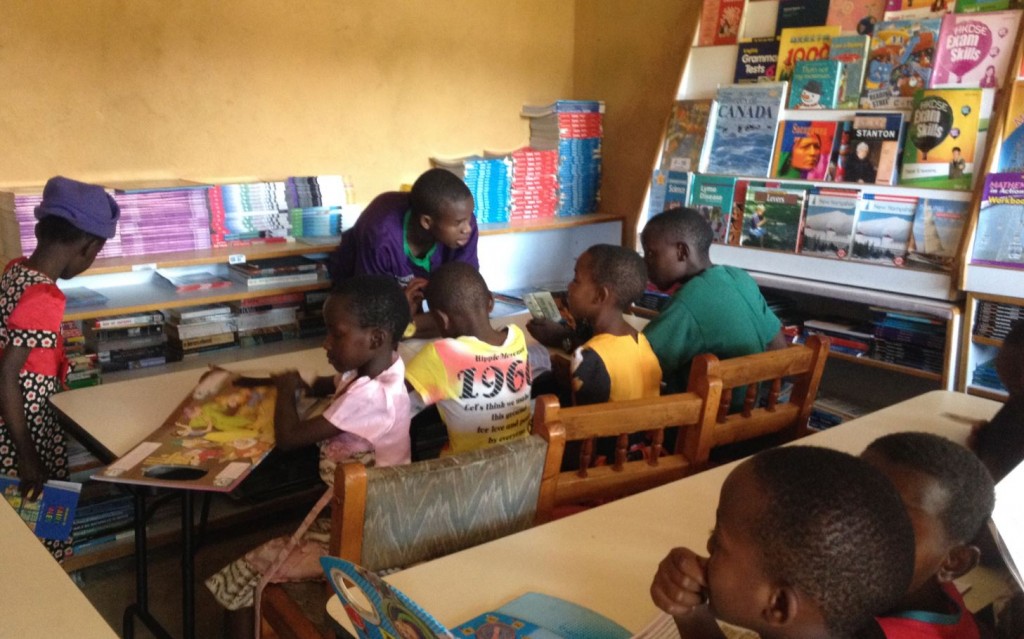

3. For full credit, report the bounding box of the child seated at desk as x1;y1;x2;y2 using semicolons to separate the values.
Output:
650;446;915;639
973;319;1024;483
859;432;995;639
0;176;120;563
205;274;412;639
405;262;532;455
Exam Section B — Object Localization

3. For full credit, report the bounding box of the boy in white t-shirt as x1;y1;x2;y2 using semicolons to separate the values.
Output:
405;262;532;454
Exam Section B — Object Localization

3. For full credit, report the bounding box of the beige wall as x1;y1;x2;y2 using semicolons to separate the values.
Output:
1;1;694;242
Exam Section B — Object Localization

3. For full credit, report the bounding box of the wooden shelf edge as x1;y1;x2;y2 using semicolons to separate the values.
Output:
828;351;943;381
972;335;1003;348
80;242;334;276
965;385;1008;402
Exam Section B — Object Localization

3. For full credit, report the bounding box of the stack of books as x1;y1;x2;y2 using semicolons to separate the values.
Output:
286;175;350;240
507;147;558;221
61;320;101;389
103;181;213;259
227;255;325;289
522;100;604;217
208;180;292;247
801;318;873;357
165;304;237;361
84;312;167;373
972;358;1005;393
71;491;134;554
809;395;866;431
869;308;946;374
464;156;511;224
232;293;305;346
973;301;1024;341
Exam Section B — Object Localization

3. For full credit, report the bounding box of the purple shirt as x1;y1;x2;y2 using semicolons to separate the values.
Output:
327;191;479;286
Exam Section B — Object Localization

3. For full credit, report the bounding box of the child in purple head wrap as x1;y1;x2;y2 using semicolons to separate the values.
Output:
0;176;119;563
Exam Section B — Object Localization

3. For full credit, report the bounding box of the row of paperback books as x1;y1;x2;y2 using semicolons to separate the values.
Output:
698;0;1018;48
690;82;995;191
0;174;351;262
972;299;1024;340
800;307;947;374
667;173;970;270
729;11;1020;111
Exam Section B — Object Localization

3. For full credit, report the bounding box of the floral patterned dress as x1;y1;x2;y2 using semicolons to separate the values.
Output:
0;259;71;561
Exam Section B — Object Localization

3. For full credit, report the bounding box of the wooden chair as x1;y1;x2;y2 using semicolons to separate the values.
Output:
531;373;721;520
681;335;830;470
260;433;559;639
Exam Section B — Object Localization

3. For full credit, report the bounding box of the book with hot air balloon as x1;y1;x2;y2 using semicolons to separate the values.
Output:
899;87;995;190
931;10;1022;90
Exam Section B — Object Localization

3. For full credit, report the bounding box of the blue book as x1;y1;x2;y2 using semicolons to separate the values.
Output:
322;556;631;639
700;83;788;177
0;476;81;541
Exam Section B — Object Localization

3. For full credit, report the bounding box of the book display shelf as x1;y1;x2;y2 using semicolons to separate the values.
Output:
656;0;1024;416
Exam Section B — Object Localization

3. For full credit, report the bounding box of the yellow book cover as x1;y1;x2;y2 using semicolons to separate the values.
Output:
776;25;842;83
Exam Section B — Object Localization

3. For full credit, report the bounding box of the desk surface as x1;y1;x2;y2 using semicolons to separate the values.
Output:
1;501;119;638
326;390;1001;633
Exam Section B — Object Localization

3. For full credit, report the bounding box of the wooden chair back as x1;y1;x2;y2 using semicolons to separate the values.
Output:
532;371;721;520
262;434;559;639
682;335;830;469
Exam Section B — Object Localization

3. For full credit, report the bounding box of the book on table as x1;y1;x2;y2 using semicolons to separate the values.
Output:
0;476;81;541
322;556;689;639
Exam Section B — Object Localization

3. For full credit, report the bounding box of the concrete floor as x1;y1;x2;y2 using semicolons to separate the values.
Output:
74;515;301;639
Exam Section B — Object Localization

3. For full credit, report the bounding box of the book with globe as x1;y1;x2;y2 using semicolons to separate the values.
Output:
700;83;788;177
900;87;995;191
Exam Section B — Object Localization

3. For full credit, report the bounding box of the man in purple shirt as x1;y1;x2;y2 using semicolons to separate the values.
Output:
328;168;478;335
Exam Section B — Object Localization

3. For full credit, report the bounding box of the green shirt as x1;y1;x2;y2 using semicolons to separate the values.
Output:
642;265;781;394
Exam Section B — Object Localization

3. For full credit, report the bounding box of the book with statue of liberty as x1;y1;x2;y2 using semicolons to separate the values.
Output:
905;197;970;271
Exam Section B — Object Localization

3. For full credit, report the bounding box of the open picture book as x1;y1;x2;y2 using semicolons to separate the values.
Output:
321;556;702;639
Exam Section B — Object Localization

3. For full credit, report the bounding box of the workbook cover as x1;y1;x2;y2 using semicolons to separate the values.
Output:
0;477;81;541
776;25;842;83
688;174;738;243
829;35;871;108
860;18;942;109
322;556;632;639
900;87;995;190
971;172;1024;269
826;0;885;35
772;119;841;180
788;60;845;109
741;185;809;251
659;99;713;173
734;38;780;83
850;193;917;265
701;83;788;177
905;197;970;270
801;187;859;258
931;10;1022;89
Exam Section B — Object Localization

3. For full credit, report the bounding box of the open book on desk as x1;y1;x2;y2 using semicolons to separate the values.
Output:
321;557;721;639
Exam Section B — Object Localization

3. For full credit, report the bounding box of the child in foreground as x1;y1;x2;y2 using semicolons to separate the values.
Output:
0;176;120;562
973;318;1024;482
650;446;915;639
859;432;995;639
205;274;412;639
562;244;661;406
405;262;533;454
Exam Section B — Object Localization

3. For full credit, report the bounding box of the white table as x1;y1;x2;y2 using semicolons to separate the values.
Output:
0;499;119;638
326;390;1002;633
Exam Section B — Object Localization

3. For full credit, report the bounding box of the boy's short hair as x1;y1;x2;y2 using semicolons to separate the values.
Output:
410;168;473;220
864;432;995;543
585;244;647;310
332;274;411;344
749;446;915;638
425;262;489;318
643;207;713;257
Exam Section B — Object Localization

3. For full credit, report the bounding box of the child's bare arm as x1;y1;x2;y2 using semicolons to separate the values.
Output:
309;375;336;398
651;547;726;639
272;371;338;450
0;343;46;500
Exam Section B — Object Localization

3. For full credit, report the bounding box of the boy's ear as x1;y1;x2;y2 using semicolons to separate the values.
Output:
937;544;980;583
419;213;434;232
369;327;386;350
763;585;799;628
676;241;690;263
487;294;495;314
432;308;452;334
595;284;612;305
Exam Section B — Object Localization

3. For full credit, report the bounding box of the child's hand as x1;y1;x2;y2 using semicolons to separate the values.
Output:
405;277;429;315
271;370;307;394
650;547;709;617
17;456;47;502
526;318;571;349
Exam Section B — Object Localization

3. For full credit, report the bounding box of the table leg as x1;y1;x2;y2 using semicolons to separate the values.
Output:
182;490;196;639
122;488;175;639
